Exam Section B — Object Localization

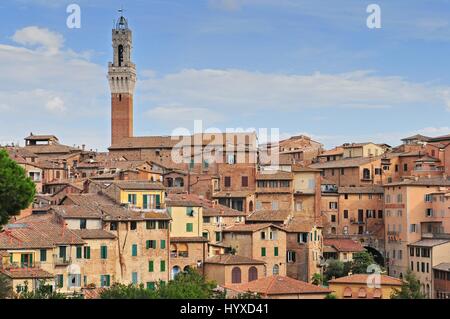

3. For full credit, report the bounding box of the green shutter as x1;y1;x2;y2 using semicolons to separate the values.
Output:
274;247;279;257
101;246;108;259
40;249;47;262
186;223;193;232
143;195;149;209
149;260;154;272
146;240;150;249
132;244;138;256
84;246;91;259
160;260;166;272
76;247;82;259
155;195;161;209
160;240;166;249
261;247;266;257
146;282;155;290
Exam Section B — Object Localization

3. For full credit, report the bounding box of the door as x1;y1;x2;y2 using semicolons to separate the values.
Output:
358;210;364;222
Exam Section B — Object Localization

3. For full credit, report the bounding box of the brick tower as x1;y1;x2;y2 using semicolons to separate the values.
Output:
108;13;136;146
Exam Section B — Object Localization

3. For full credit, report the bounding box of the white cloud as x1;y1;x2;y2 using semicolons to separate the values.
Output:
139;68;450;116
12;26;64;55
146;105;225;126
45;96;65;112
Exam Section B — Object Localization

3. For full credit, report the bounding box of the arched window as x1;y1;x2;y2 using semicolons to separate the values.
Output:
118;45;124;66
343;287;352;298
232;267;242;284
248;267;258;282
373;288;382;299
249;201;254;212
183;266;191;272
358;287;367;298
331;227;336;234
272;264;280;275
171;266;181;280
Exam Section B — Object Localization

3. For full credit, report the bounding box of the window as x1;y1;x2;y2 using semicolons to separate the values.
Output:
343;210;349;219
425;194;433;202
224;176;231;187
132;272;138;285
146;221;156;229
410;224;417;233
84;246;91;259
186;207;195;216
287;251;296;263
260;231;266;240
344;194;348;200
272;264;280;275
56;274;64;288
227;154;236;165
132;244;138;257
160;240;166;250
261;247;266;257
329;202;338;209
68;274;81;288
248;267;258;282
130;221;137;230
100;275;111;287
160;260;166;272
410;247;414;257
272;201;279;210
110;222;118;231
76;246;82;259
232;267;242;284
186;223;194;232
80;219;87;230
101;245;108;259
159;221;169;229
397;194;403;203
378;210;383;218
426;208;433;217
146;240;157;249
331;215;336;223
203;217;211;224
146;282;156;290
395;164;399;172
274;247;279;257
128;194;137;205
40;249;47;262
298;233;308;243
386;194;391;203
341;168;345;175
403;164;408;172
242;176;248;187
149;261;154;272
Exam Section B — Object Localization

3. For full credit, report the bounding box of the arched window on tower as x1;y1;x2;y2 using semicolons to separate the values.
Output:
118;45;124;66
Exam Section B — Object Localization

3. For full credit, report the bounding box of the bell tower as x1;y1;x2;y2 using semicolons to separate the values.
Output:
109;12;136;146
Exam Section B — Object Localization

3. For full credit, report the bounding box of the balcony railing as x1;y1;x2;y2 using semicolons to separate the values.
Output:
170;252;189;258
54;256;71;266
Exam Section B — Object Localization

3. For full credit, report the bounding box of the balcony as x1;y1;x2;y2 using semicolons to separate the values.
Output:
350;218;365;225
54;256;71;266
170;251;189;258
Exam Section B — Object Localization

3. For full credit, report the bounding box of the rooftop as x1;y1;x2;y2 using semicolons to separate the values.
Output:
225;275;331;296
205;254;265;265
323;238;365;253
328;274;403;286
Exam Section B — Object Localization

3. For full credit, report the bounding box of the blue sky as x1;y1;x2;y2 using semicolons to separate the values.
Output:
0;0;450;150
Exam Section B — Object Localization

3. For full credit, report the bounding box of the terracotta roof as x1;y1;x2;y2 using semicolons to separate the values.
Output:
0;268;54;279
71;229;116;240
384;177;450;187
310;156;380;169
256;171;293;180
213;191;253;198
25;144;80;155
109;180;165;191
246;210;291;223
0;215;85;249
100;205;171;221
433;263;450;272
25;134;58;141
170;236;208;243
166;194;245;217
329;274;403;286
317;147;344;157
323;238;365;253
225;276;331;296
82;288;106;299
291;165;322;172
414;156;440;163
284;216;321;233
52;205;102;219
427;134;450;143
338;186;384;194
223;223;286;233
205;254;265;265
409;239;450;248
343;142;376;148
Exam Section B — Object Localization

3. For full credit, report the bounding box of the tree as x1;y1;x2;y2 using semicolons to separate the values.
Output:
0;274;12;299
391;271;425;299
100;283;158;299
325;293;337;299
351;251;376;274
158;268;218;299
0;150;36;226
18;281;67;299
311;273;323;286
234;291;262;299
324;260;345;282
